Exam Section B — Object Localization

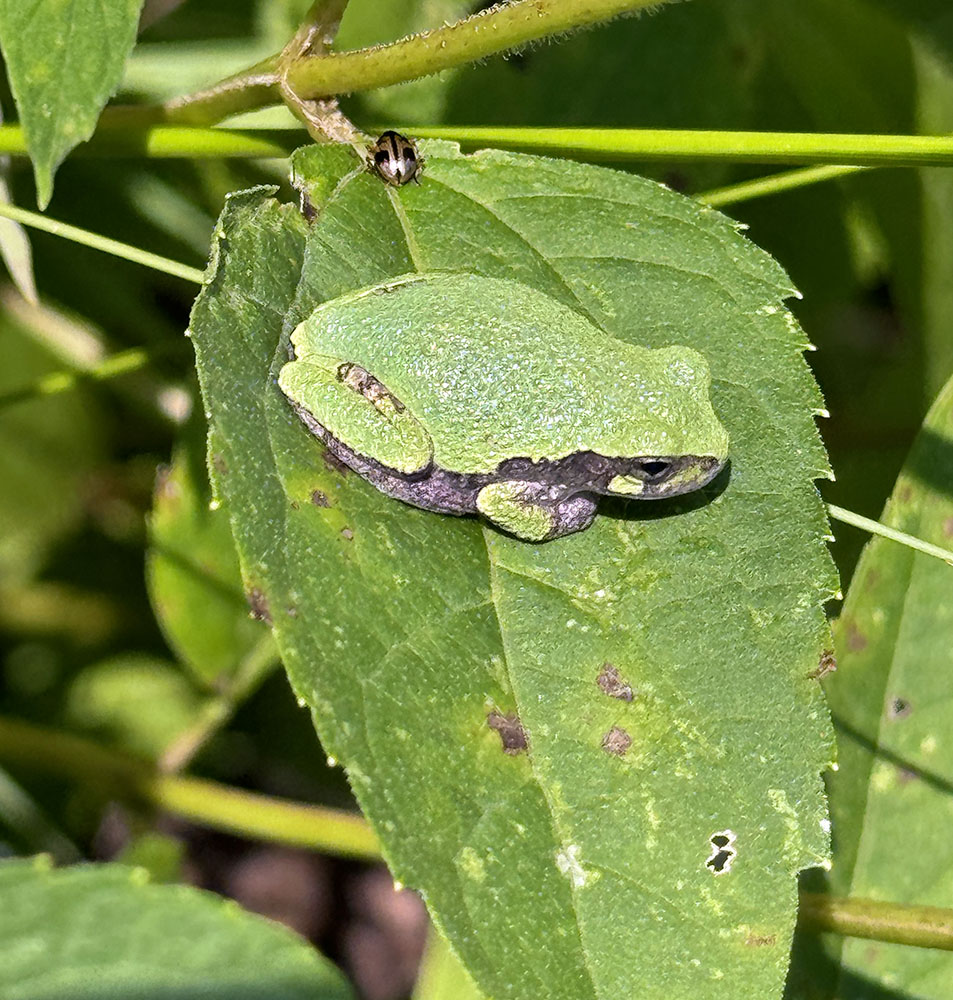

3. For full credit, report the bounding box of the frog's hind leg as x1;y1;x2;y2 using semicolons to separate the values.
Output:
476;481;597;542
278;356;433;476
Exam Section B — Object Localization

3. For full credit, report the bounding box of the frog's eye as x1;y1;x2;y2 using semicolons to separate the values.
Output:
637;460;671;480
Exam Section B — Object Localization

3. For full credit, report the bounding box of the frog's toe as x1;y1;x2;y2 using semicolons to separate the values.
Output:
476;483;597;542
549;493;598;538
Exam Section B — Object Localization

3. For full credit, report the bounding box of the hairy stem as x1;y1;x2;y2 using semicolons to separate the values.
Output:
286;0;669;99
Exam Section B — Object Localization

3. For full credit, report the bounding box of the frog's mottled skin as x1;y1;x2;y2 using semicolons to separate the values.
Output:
278;272;729;541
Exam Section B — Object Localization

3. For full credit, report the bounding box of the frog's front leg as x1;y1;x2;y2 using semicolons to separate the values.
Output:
476;481;598;542
278;356;433;475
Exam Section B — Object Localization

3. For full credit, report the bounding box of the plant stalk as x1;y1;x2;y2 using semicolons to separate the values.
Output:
286;0;668;100
800;893;953;951
0;715;379;860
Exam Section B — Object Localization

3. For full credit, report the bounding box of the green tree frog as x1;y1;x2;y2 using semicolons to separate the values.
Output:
278;273;728;542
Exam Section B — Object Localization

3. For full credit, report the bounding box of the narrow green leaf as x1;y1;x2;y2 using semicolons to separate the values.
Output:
0;0;145;207
0;179;37;304
826;372;953;996
0;856;353;999
189;144;836;999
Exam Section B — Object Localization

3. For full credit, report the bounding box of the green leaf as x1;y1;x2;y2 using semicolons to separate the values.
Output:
0;311;103;584
189;144;836;999
0;856;353;999
0;0;145;208
866;0;953;67
147;417;272;687
66;653;203;758
825;372;953;997
414;930;485;1000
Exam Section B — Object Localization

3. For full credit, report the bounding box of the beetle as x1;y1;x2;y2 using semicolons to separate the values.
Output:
368;130;423;186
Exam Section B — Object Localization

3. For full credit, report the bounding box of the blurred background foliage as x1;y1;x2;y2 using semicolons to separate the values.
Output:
1;0;951;996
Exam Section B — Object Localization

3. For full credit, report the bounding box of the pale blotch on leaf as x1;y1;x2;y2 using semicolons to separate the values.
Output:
555;844;590;889
458;845;487;883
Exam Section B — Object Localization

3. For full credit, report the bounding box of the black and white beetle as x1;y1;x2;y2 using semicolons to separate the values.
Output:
368;130;423;186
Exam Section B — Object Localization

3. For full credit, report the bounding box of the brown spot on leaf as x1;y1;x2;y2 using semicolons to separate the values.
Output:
844;621;867;652
596;663;634;701
486;711;528;755
887;696;911;720
154;463;174;500
299;191;317;223
601;726;632;756
322;449;350;476
341;527;354;541
808;649;836;680
944;517;953;538
311;490;330;508
899;485;913;503
290;500;300;510
745;933;776;948
211;453;228;476
247;587;272;624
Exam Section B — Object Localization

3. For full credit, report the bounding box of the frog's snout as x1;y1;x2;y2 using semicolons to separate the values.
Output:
607;455;724;499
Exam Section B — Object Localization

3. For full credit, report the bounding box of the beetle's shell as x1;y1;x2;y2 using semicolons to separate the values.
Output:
369;130;421;186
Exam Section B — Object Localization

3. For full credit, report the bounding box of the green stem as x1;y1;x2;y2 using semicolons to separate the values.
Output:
159;56;281;126
0;715;380;861
827;503;953;567
285;0;671;99
396;125;953;167
3;124;953;170
287;0;351;58
0;347;153;409
800;893;953;951
0;202;204;284
698;165;868;208
0;124;296;159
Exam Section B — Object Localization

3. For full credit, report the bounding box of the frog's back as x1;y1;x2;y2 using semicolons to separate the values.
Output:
290;272;717;474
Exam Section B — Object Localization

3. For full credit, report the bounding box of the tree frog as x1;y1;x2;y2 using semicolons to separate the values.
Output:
278;273;728;542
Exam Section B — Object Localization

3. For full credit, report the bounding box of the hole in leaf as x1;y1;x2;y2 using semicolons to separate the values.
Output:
706;830;737;875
